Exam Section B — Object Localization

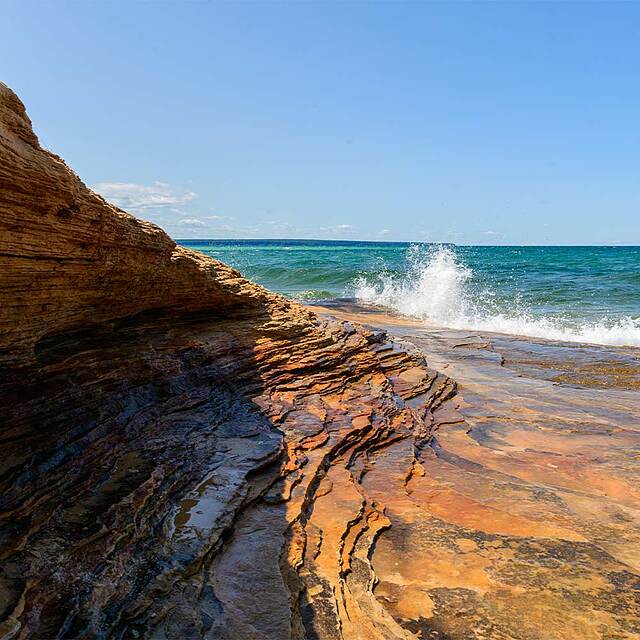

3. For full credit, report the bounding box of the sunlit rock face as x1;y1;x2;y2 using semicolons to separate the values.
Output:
0;81;275;368
2;84;639;640
314;302;640;640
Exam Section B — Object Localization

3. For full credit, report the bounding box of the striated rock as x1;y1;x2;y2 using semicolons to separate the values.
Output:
0;80;286;367
3;83;639;640
0;83;458;639
313;302;640;640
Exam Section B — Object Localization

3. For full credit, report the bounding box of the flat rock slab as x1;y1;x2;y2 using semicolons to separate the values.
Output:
314;302;640;640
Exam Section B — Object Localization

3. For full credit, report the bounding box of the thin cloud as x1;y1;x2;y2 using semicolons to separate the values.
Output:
319;224;354;234
177;218;206;227
92;181;198;212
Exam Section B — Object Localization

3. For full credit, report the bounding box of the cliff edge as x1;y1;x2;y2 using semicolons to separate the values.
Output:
0;81;297;367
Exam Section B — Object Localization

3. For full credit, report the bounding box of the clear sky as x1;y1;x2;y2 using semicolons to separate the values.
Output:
3;1;639;244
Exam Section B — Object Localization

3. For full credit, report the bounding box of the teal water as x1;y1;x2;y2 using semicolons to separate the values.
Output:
179;240;640;346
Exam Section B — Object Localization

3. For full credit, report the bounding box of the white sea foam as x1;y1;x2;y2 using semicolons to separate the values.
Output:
353;245;640;347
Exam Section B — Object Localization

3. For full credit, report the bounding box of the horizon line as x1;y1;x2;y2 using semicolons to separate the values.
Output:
174;237;640;248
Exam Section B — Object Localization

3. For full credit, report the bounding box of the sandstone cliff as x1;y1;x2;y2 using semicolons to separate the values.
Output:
0;80;290;367
0;84;457;639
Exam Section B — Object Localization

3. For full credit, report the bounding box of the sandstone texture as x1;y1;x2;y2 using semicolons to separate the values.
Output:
0;80;274;368
2;83;640;640
0;84;458;639
314;302;640;640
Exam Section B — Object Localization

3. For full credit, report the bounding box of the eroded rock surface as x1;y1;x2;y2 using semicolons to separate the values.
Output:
0;80;276;368
314;302;640;640
2;82;639;640
0;84;458;639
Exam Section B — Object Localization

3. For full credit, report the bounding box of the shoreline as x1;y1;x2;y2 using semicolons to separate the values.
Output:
311;297;640;352
180;239;640;351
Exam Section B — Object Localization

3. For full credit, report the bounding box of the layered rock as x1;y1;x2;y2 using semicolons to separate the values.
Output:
313;302;640;640
0;80;281;367
5;82;639;640
0;84;457;639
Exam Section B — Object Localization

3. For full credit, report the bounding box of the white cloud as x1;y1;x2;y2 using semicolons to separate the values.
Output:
92;181;198;212
377;229;391;236
481;230;499;236
319;224;355;235
177;218;206;227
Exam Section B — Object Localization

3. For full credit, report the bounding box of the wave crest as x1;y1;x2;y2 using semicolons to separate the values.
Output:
353;245;640;347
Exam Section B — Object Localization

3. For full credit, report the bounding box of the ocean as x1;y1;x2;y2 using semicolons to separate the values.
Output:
179;240;640;347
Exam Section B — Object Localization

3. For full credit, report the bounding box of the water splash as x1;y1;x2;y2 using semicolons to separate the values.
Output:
353;244;640;347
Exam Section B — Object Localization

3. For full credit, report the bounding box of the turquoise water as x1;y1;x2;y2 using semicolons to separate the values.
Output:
179;240;640;346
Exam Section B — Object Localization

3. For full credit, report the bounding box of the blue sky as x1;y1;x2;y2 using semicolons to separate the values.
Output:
3;1;639;244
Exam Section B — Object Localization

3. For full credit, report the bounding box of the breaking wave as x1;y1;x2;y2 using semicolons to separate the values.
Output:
353;245;640;347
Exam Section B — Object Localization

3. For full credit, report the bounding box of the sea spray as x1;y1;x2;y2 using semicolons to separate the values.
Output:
353;244;640;347
353;245;472;321
179;240;640;348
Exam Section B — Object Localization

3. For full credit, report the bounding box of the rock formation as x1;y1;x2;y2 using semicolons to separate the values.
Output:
4;83;639;640
0;80;281;368
312;302;640;640
0;83;457;639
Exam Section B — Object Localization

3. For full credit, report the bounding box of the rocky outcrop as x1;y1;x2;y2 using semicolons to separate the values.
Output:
0;80;281;367
0;84;457;638
6;83;638;640
313;302;640;640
